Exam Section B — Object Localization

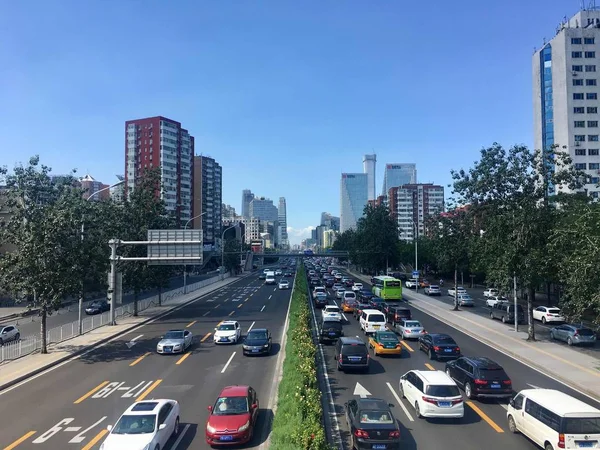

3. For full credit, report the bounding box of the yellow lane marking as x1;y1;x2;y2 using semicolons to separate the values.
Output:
130;352;151;367
4;431;36;450
74;381;109;404
217;320;223;326
136;379;162;402
424;363;436;371
237;303;243;309
400;341;414;352
201;332;212;342
81;429;109;450
229;310;235;316
176;353;191;365
186;320;197;328
467;401;504;433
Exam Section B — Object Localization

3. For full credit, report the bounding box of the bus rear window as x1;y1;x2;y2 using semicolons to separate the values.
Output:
562;417;600;434
385;281;401;287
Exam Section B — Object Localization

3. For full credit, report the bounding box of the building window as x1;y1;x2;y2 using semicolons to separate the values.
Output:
573;51;583;58
586;51;596;58
592;191;599;198
575;106;585;113
573;37;583;44
590;149;599;155
573;65;583;72
592;177;600;184
575;163;588;170
587;79;598;86
591;163;600;170
576;148;587;155
575;135;586;141
586;65;597;72
574;79;584;86
574;93;585;100
590;135;600;141
589;121;599;127
588;107;598;113
575;121;586;127
585;37;595;45
588;93;598;100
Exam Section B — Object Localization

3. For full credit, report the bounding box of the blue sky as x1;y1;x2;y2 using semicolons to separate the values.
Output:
0;0;577;244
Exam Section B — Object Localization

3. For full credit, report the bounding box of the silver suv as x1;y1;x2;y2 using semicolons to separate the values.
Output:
0;325;20;345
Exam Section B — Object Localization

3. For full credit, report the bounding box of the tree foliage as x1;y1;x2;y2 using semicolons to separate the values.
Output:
223;238;241;274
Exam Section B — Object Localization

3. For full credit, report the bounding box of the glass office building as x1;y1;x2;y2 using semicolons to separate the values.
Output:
340;173;368;232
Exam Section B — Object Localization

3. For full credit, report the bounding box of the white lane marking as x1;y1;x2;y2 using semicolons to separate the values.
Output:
203;311;210;316
498;402;508;411
248;321;255;333
527;383;543;389
221;352;236;373
386;382;414;422
260;305;266;312
268;295;272;300
171;423;190;449
333;300;338;306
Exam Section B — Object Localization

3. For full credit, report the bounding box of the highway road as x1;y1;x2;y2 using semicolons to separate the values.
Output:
315;270;600;450
0;269;293;450
2;272;214;340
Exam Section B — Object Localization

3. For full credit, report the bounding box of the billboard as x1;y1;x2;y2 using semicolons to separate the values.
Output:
147;229;203;266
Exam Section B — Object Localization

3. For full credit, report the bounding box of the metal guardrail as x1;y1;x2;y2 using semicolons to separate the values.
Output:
0;273;231;363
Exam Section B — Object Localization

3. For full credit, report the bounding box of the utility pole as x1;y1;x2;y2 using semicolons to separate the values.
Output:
513;274;518;332
108;239;119;325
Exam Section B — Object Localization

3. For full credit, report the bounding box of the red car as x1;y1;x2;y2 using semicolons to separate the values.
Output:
206;385;260;446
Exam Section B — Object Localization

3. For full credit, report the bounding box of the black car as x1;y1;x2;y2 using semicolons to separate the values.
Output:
358;289;374;302
335;337;370;372
310;277;321;286
344;398;401;450
242;328;272;356
258;273;266;280
444;356;513;399
319;319;343;343
386;306;412;324
85;300;110;315
353;302;372;319
313;294;328;308
324;278;335;288
419;333;461;360
368;297;386;311
284;271;293;277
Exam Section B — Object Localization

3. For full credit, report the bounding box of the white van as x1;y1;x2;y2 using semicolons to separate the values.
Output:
507;389;600;450
359;309;386;334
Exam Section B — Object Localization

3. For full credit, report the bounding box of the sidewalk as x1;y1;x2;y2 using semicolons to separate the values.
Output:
0;274;244;392
347;269;600;401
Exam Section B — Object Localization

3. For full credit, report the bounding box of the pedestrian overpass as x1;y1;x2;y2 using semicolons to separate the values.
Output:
251;251;349;258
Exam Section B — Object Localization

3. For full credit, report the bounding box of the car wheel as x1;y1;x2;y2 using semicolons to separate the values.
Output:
173;417;180;436
415;402;422;418
545;444;554;450
155;445;160;450
508;415;518;433
542;317;546;324
399;383;405;398
428;349;435;360
502;316;507;323
445;368;452;378
490;312;494;319
567;337;573;346
14;333;19;341
465;382;473;399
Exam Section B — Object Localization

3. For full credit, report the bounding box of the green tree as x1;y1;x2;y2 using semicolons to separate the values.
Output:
0;156;83;353
353;204;399;274
451;143;581;340
222;238;241;274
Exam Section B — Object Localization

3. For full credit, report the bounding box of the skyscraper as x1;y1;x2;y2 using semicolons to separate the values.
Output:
241;189;254;218
340;173;368;232
125;116;194;226
388;183;445;241
320;212;340;231
381;163;417;195
192;155;222;249
363;154;377;201
249;197;278;222
533;8;600;198
79;174;108;201
278;197;288;248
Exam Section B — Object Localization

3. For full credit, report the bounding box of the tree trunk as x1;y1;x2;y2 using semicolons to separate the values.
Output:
546;282;552;306
452;267;459;311
133;291;139;317
527;286;536;341
158;286;162;306
40;307;47;354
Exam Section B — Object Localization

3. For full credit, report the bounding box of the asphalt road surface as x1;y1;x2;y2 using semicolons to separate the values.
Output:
5;272;214;340
316;271;600;450
0;270;293;450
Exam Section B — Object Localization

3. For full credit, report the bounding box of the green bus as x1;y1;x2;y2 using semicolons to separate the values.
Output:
372;276;402;300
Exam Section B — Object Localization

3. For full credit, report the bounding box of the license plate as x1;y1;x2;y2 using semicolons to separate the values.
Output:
577;442;594;448
220;435;233;441
444;348;452;352
348;356;362;361
491;384;501;388
329;332;336;336
220;338;228;342
373;325;380;329
373;445;387;449
438;402;451;407
164;348;172;353
252;349;259;353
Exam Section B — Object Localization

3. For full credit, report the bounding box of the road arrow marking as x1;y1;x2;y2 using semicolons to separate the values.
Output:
353;382;371;398
126;335;143;349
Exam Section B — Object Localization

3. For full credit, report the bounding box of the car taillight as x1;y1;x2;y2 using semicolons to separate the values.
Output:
367;353;370;359
339;355;342;363
354;429;369;438
558;433;565;448
573;331;579;336
474;379;487;385
455;347;460;352
422;396;438;404
451;398;463;405
433;346;441;351
406;329;412;333
503;380;512;385
389;430;400;438
396;344;402;348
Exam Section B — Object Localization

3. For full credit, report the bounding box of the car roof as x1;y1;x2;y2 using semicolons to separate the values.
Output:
429;333;452;339
362;308;384;314
339;336;366;345
413;370;456;385
356;398;390;410
125;399;173;414
518;389;600;415
219;385;251;397
219;320;239;326
463;356;502;369
248;328;268;333
375;330;397;337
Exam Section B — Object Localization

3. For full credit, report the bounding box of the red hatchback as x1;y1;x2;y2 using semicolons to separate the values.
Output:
206;385;260;446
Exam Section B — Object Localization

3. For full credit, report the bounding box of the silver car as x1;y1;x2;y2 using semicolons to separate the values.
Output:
156;329;193;354
395;319;426;339
550;324;596;346
0;325;20;345
457;294;474;307
424;285;441;296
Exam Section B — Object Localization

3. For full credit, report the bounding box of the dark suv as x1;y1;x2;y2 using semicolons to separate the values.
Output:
444;356;513;399
386;306;412;324
334;337;370;372
319;319;343;343
490;303;525;324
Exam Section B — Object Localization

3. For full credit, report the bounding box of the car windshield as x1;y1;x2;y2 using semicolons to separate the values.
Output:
326;307;340;313
433;336;456;345
478;368;509;380
404;321;421;328
247;331;268;340
212;396;249;415
577;328;595;336
547;308;560;314
358;410;394;424
562;417;600;434
218;324;235;331
164;331;184;339
429;285;439;289
368;314;386;323
323;321;342;330
343;344;367;355
378;333;398;342
426;385;460;397
112;414;156;434
89;302;102;307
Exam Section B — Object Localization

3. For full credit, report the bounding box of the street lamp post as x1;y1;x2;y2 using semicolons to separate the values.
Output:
221;225;238;279
411;219;418;292
183;212;208;294
79;180;125;335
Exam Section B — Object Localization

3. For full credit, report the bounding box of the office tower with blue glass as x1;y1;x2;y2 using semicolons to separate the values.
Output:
340;173;368;232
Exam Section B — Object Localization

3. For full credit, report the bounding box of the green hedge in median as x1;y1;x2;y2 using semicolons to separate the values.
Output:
270;265;332;450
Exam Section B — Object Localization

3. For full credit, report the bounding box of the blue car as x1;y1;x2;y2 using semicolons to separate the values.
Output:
359;289;374;302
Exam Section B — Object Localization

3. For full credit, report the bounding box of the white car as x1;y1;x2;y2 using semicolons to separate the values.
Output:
322;305;343;322
351;283;363;292
485;296;508;308
265;276;276;285
405;279;418;288
156;329;193;354
336;288;346;299
399;370;464;419
532;306;565;324
313;286;327;297
447;287;467;297
275;269;283;276
100;399;180;450
279;280;290;290
214;321;242;344
483;288;499;298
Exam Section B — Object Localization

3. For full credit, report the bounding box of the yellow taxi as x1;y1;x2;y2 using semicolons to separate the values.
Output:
368;330;402;356
342;298;358;312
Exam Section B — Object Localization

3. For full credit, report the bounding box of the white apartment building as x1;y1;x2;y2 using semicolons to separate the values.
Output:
389;184;444;241
533;8;600;198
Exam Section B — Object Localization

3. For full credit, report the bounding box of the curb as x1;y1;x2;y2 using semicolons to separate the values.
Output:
403;292;600;402
0;274;246;394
